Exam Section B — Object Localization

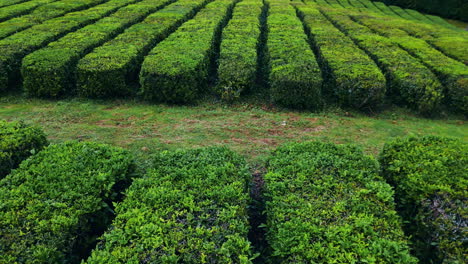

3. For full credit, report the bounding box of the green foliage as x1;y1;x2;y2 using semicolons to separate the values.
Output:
0;0;55;22
0;141;134;263
0;0;108;40
139;0;236;103
0;0;138;92
0;0;32;9
264;141;417;263
380;0;468;22
22;0;173;98
0;120;48;178
217;0;263;101
298;4;387;110
77;0;208;98
266;0;323;110
86;147;254;263
380;136;468;263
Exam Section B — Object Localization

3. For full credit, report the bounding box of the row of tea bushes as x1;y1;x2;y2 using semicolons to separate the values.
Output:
0;141;135;263
21;0;174;98
0;0;142;92
315;5;444;114
76;0;211;98
0;0;108;40
0;0;57;22
264;141;417;263
266;0;323;110
0;120;47;178
380;136;467;263
85;147;254;263
0;0;33;9
216;0;263;101
297;3;387;109
139;0;237;103
377;0;468;22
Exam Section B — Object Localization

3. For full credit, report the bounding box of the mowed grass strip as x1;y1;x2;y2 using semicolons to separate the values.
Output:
216;0;263;101
139;0;237;103
0;0;58;22
0;0;140;92
316;6;443;114
0;141;134;263
0;0;109;40
264;142;417;263
77;0;210;98
85;147;254;263
22;0;174;98
352;14;468;114
297;4;386;109
266;0;323;110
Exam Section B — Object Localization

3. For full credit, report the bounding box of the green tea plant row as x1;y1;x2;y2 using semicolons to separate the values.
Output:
85;147;254;263
0;0;57;22
0;0;33;9
297;2;387;109
22;0;174;98
378;0;468;22
216;0;263;101
356;0;384;13
0;120;47;178
0;141;134;263
313;4;444;114
0;0;143;92
264;142;417;263
0;0;108;40
77;0;211;98
266;0;323;109
139;0;237;103
380;136;467;263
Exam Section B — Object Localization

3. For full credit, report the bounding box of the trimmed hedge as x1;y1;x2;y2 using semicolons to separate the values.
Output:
0;120;48;178
0;0;57;22
217;0;263;101
317;6;443;114
0;0;139;92
266;0;323;110
139;0;236;103
85;147;254;263
0;141;134;263
403;8;435;24
380;136;467;263
388;5;417;20
372;1;399;17
77;0;209;98
356;0;385;13
353;14;468;114
0;0;33;9
298;5;386;109
264;142;417;263
0;0;108;40
377;0;468;22
22;0;173;98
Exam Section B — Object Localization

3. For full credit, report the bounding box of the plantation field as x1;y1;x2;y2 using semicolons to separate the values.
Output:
0;0;467;115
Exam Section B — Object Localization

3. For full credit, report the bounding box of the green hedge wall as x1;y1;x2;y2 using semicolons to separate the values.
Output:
266;0;323;110
264;142;417;263
297;4;387;110
378;0;468;22
77;0;209;98
22;0;174;98
86;147;254;263
380;136;467;263
0;0;108;40
216;0;263;101
0;0;138;92
0;0;57;22
139;0;236;103
0;120;48;178
0;141;134;263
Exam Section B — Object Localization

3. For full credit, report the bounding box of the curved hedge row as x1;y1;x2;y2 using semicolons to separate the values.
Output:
264;142;417;263
0;0;140;92
317;6;443;114
216;0;263;101
377;0;468;22
77;0;210;98
85;147;254;263
356;0;384;13
0;120;48;178
0;0;108;40
0;141;134;263
298;4;386;109
0;0;57;22
22;0;173;98
380;136;467;263
139;0;237;103
266;0;323;110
